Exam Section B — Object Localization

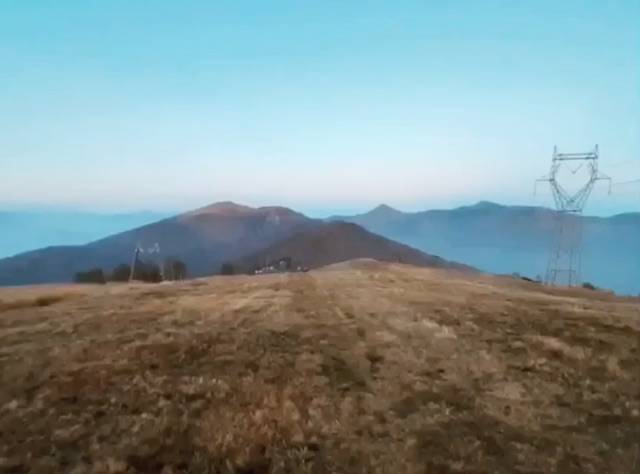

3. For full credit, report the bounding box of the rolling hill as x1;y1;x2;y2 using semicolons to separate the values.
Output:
1;262;637;472
231;221;472;273
330;201;640;295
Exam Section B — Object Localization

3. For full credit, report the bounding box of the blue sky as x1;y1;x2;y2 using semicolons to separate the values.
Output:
1;0;639;216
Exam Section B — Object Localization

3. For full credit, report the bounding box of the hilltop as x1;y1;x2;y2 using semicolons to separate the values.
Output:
0;261;638;472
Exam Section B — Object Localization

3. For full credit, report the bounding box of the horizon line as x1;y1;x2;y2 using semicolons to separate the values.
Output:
1;199;637;220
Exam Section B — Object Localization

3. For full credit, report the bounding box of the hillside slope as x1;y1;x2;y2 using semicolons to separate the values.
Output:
231;221;472;273
0;263;638;472
0;202;316;285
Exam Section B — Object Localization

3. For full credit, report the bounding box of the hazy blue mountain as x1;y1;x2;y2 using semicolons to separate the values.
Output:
0;211;169;259
330;202;640;296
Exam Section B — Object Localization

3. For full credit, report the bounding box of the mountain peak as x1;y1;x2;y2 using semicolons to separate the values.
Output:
189;201;255;216
472;201;503;209
183;202;308;223
367;204;402;216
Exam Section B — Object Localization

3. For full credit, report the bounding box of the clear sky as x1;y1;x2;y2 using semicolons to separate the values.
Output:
1;0;639;216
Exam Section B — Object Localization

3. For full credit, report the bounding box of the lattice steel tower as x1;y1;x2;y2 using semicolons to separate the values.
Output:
536;145;610;287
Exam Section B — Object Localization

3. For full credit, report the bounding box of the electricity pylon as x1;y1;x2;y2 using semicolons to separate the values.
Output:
535;145;611;287
129;243;162;282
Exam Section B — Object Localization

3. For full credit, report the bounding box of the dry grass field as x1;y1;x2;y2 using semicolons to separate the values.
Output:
0;260;639;473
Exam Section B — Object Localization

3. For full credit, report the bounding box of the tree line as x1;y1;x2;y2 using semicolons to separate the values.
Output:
74;258;187;284
74;256;297;284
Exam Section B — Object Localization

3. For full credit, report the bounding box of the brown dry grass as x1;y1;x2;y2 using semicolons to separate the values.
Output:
0;261;639;473
0;293;73;312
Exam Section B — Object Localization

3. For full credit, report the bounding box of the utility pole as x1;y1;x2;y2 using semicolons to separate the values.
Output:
129;245;142;282
535;145;611;287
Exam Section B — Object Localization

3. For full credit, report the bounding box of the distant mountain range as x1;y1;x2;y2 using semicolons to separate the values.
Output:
0;210;168;259
0;201;637;294
330;201;640;295
0;202;466;286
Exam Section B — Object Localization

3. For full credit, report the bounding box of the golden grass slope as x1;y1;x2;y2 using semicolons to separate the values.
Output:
0;260;639;473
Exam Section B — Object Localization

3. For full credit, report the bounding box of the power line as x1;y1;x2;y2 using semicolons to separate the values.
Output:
613;178;640;186
609;160;639;168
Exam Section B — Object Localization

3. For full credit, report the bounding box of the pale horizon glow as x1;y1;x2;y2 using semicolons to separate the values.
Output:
1;1;639;217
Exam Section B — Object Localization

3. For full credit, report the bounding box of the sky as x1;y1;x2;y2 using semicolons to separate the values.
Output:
1;0;639;217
